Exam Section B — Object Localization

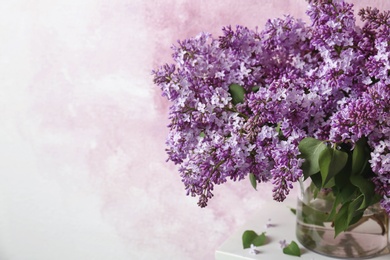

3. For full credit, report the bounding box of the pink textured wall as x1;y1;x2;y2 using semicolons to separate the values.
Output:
0;1;389;259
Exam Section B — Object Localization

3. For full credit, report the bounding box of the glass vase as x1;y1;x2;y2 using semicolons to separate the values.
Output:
295;178;389;258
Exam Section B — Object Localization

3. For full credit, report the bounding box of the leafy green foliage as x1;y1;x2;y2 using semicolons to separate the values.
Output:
242;231;267;249
290;207;297;215
350;175;379;210
309;172;323;190
298;137;379;237
300;200;329;226
318;147;348;187
228;84;245;105
249;173;257;190
282;241;301;257
298;138;327;178
333;196;364;237
351;137;369;175
252;86;260;92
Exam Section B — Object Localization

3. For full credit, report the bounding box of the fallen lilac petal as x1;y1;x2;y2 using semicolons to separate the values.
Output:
248;244;260;255
279;239;288;249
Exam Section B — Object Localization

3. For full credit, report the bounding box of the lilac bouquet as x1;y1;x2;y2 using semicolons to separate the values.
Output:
153;0;390;232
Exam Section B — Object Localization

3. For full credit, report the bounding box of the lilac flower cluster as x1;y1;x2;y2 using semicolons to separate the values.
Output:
153;0;390;213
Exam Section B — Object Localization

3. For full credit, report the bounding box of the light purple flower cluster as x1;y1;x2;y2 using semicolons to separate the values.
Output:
153;0;390;213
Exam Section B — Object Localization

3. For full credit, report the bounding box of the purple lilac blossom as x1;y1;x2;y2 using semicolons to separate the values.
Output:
153;0;390;213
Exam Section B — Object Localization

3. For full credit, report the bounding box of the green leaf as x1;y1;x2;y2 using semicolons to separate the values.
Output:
242;231;257;249
327;194;342;222
348;209;364;227
283;241;301;257
337;183;356;204
323;177;335;189
300;201;329;226
333;196;364;237
352;137;369;175
347;196;364;224
318;147;348;186
333;162;356;204
310;172;323;190
290;207;296;215
199;132;205;138
249;173;257;190
333;202;350;237
228;84;245;105
334;45;343;55
334;195;368;237
349;174;377;210
252;232;267;247
242;230;266;249
298;138;327;178
275;123;282;137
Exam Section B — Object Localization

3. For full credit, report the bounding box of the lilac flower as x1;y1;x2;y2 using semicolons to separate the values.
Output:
329;97;378;143
265;218;274;229
279;240;288;249
248;244;260;255
153;0;390;212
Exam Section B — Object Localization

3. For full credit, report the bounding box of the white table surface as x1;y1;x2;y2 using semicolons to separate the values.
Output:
215;197;390;260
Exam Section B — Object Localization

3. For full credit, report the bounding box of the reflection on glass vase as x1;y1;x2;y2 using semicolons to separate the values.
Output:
296;178;389;259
